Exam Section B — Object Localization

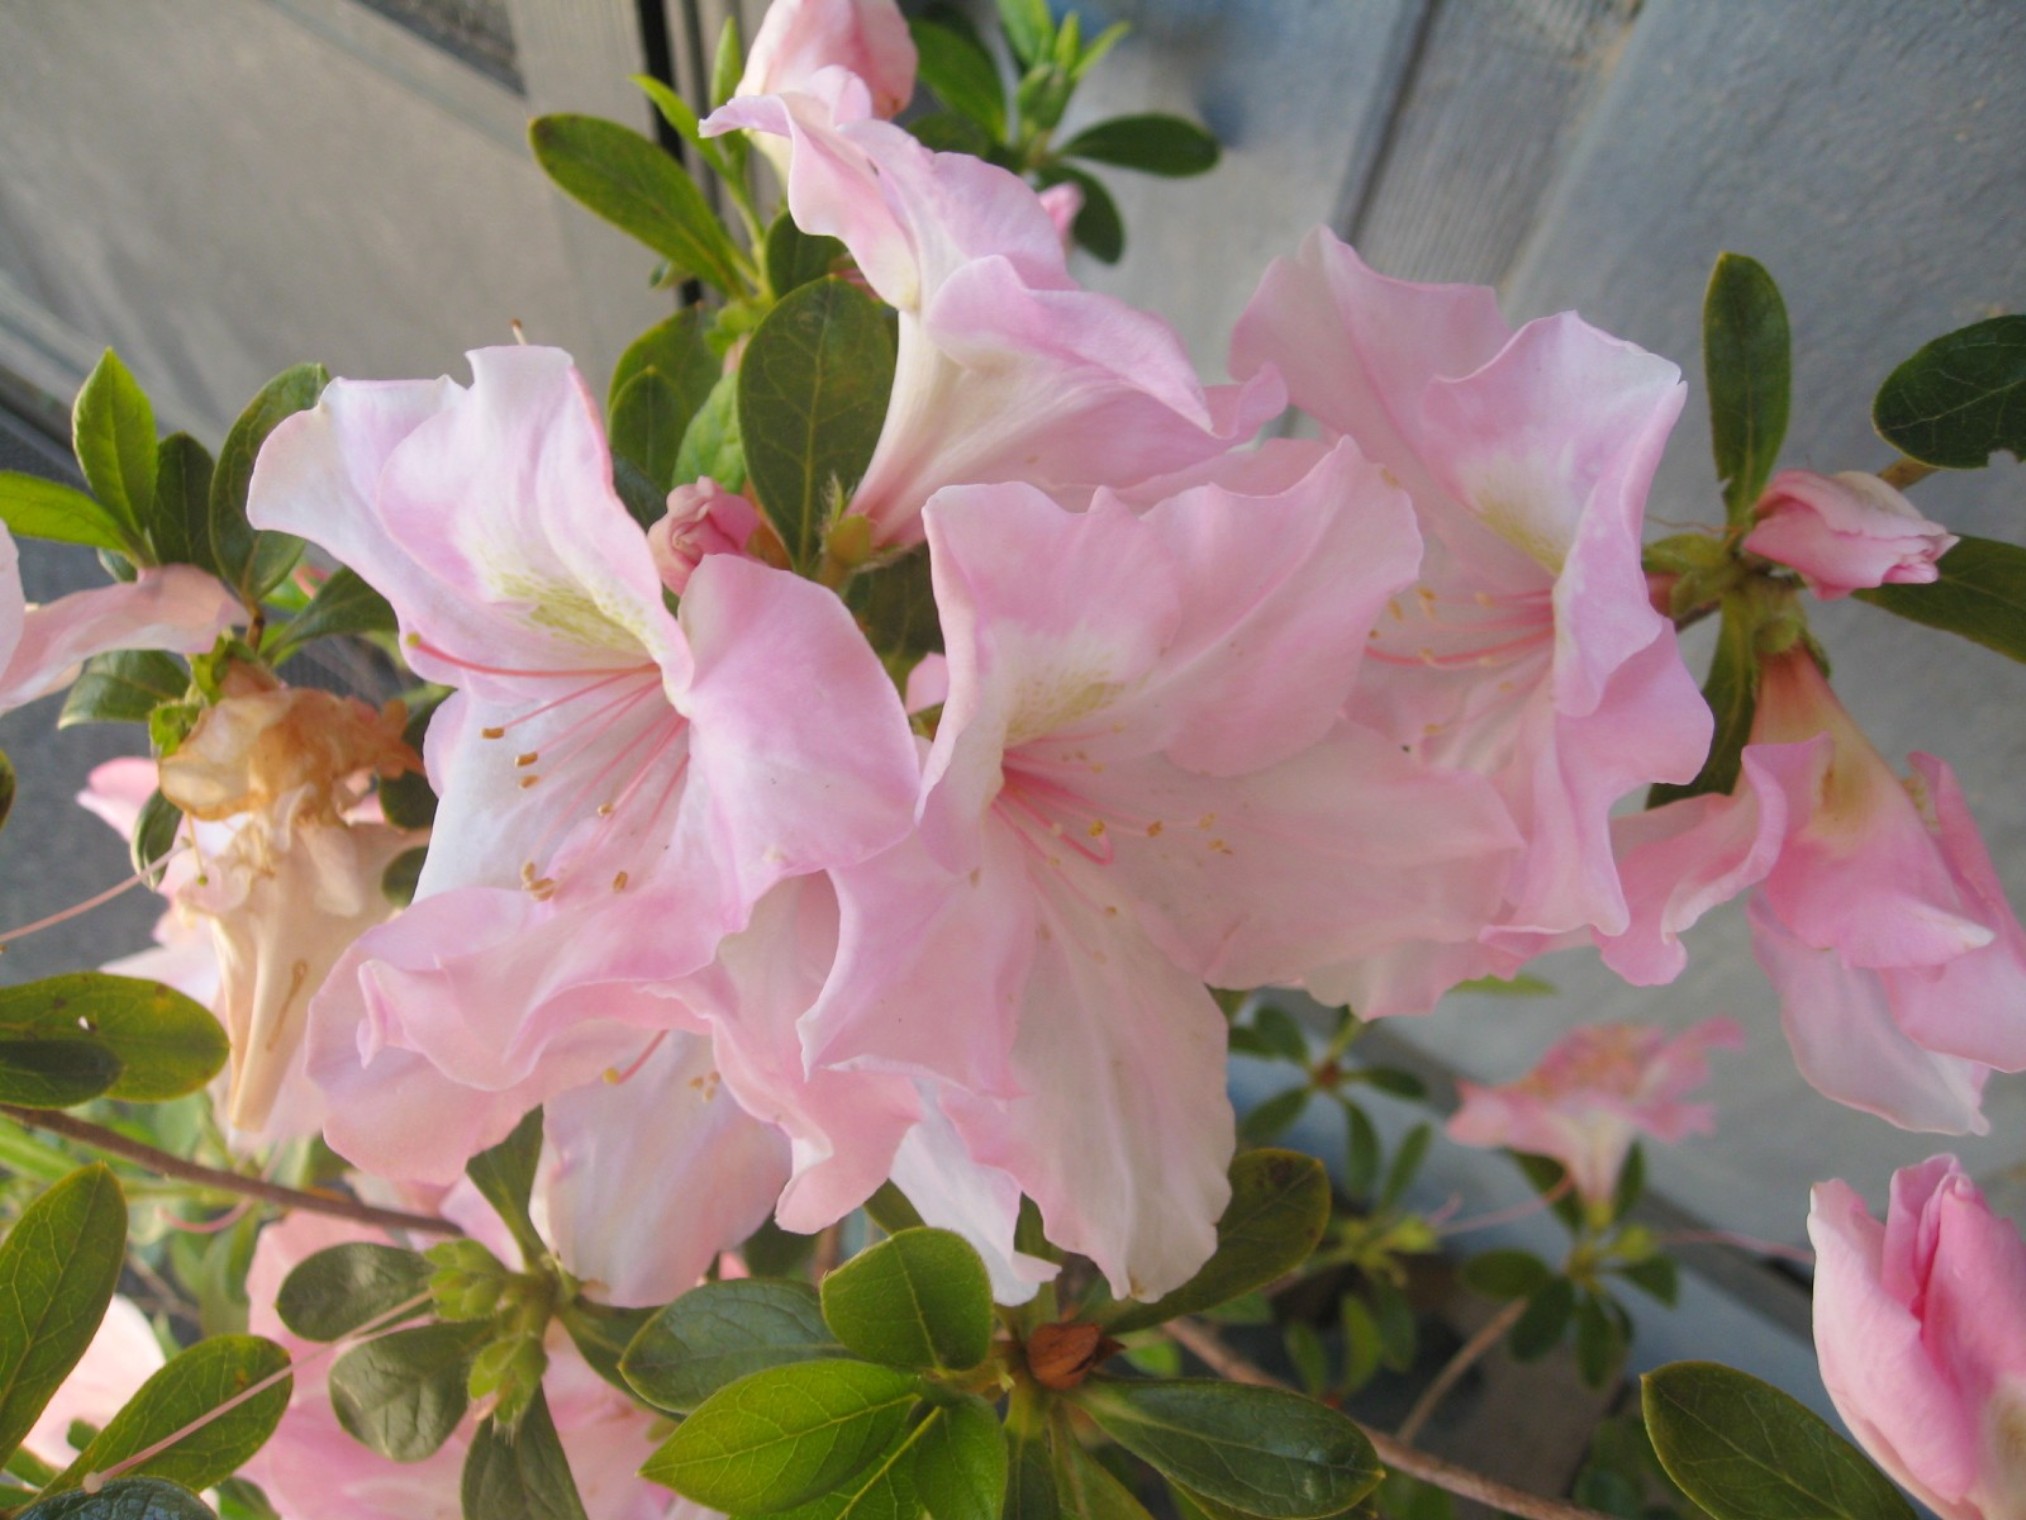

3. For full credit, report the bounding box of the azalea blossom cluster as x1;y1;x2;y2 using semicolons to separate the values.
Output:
4;0;2024;1513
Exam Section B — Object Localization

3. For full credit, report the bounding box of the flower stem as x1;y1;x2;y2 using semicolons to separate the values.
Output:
1163;1317;1614;1520
0;1106;461;1237
1395;1296;1527;1444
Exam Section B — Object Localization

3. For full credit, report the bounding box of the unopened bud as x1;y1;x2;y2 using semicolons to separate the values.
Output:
1026;1321;1118;1391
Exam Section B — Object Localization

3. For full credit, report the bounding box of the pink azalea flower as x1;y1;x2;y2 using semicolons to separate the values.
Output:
797;444;1516;1298
1230;230;1710;1016
246;346;917;1181
21;1295;164;1468
1810;1155;2026;1520
706;75;1283;548
242;1212;680;1520
735;0;916;119
1744;469;1957;600
1446;1018;1744;1205
0;523;238;714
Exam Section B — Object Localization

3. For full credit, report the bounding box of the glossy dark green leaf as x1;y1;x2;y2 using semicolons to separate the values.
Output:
610;309;720;425
765;213;849;301
1507;1278;1576;1362
769;1419;922;1520
621;1278;845;1413
329;1322;483;1462
846;549;943;670
211;365;324;599
820;1227;994;1372
1649;594;1760;805
0;974;226;1103
1872;314;2026;470
738;278;894;569
0;1040;122;1108
1003;1412;1060;1520
862;1182;926;1238
276;1242;433;1341
742;1217;821;1277
1618;1256;1679;1307
640;1359;921;1511
1040;165;1122;264
0;473;132;554
1855;534;2026;663
461;1387;589;1520
0;1166;126;1460
1237;1087;1310;1143
1073;1379;1381;1519
1702;253;1790;522
529;115;747;295
145;434;215;573
912;1396;1004;1520
266;568;396;665
466;1107;545;1267
1642;1361;1916;1520
1061;114;1218;177
1053;1423;1153;1520
911;18;1005;138
72;350;156;548
380;845;426;908
377;692;443;831
1459;1249;1553;1302
610;369;689;490
46;1336;290;1497
129;791;182;889
1104;1150;1330;1334
674;371;748;492
59;648;187;728
1247;1005;1308;1064
558;1300;654;1397
18;1476;217;1520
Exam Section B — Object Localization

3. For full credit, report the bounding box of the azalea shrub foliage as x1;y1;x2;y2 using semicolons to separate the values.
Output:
0;1;2024;1518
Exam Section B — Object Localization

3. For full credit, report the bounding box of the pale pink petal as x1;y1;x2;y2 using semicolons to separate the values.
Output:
649;479;760;595
1745;470;1957;600
737;0;916;117
888;1099;1056;1304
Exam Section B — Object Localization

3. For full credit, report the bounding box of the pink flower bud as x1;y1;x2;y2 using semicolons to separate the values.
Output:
1038;181;1084;251
647;479;763;594
1810;1155;2026;1520
1744;469;1957;600
737;0;916;119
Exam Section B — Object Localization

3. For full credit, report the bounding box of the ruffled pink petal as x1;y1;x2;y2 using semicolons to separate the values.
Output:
888;1100;1056;1304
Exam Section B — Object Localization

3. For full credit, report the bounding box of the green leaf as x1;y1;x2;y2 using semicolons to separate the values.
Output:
738;278;895;569
633;74;736;185
266;568;396;665
528;115;747;296
610;369;690;489
0;1040;122;1108
1377;1122;1432;1212
1451;972;1556;997
1649;593;1759;805
820;1227;994;1372
1618;1256;1679;1307
328;1322;484;1462
1513;1153;1586;1232
145;434;216;573
1053;1423;1153;1520
72;350;157;548
1040;165;1122;264
862;1182;926;1237
466;1107;545;1267
46;1336;290;1497
18;1477;217;1520
639;1359;921;1511
1366;1279;1416;1372
1642;1361;1916;1520
1855;534;2026;663
1061;114;1218;177
1104;1150;1330;1334
1612;1141;1647;1222
996;0;1055;66
0;473;132;554
128;788;181;878
610;309;720;424
709;13;743;109
765;213;849;301
1004;1407;1060;1520
1336;1296;1382;1394
58;650;188;728
621;1278;845;1413
674;371;748;492
1507;1278;1575;1362
275;1242;432;1341
1072;1379;1382;1519
1341;1099;1380;1200
0;748;13;833
0;975;227;1103
211;364;325;599
0;1165;127;1460
911;19;1006;139
1459;1249;1553;1302
1872;314;2026;470
558;1300;655;1397
1248;1005;1309;1064
846;549;943;670
1702;253;1790;522
907;111;996;157
1238;1087;1310;1143
1573;1294;1622;1389
461;1387;590;1520
912;1396;1004;1520
377;693;443;831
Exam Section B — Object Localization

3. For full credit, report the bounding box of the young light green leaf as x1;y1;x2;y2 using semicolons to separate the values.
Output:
641;1361;920;1511
621;1278;845;1413
1873;314;2026;470
211;364;325;599
17;1476;218;1520
1649;593;1759;805
820;1227;994;1372
632;74;736;185
910;19;1006;139
461;1387;590;1520
45;1336;290;1498
1061;114;1218;177
528;115;747;296
738;277;895;569
996;0;1054;67
0;1040;123;1108
329;1322;484;1462
0;974;227;1103
265;568;396;665
710;13;744;109
465;1106;545;1266
144;434;215;573
765;214;849;302
674;371;748;492
0;1165;127;1461
610;309;719;423
1702;253;1791;523
1855;534;2026;663
58;649;188;728
275;1242;432;1341
1102;1150;1330;1335
1642;1361;1916;1520
72;350;157;548
1073;1379;1382;1519
0;473;132;554
912;1396;1005;1520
